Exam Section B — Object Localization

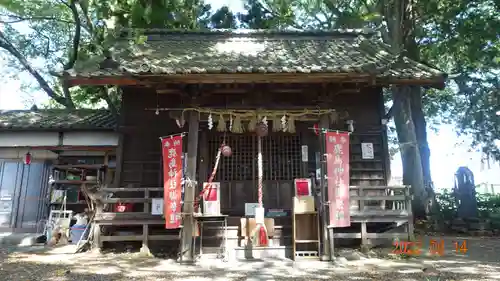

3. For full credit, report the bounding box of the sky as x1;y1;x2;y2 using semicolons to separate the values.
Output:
0;0;498;191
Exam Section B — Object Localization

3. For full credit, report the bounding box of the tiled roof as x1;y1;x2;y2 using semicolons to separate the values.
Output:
0;109;117;130
63;29;446;86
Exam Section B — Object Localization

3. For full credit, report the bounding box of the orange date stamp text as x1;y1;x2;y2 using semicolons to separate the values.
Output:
392;239;468;256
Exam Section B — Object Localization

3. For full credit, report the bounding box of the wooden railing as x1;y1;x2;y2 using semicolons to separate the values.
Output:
333;185;414;245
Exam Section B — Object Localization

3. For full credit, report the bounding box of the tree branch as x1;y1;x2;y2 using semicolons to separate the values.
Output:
0;30;74;108
63;0;81;71
0;14;74;24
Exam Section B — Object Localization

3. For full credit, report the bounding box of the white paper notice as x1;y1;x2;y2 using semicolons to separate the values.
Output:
361;143;374;159
151;198;163;215
245;203;259;217
204;201;220;216
301;145;308;162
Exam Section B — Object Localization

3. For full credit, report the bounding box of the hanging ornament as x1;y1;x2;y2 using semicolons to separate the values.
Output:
222;145;232;157
248;115;257;132
175;112;186;128
23;152;32;165
217;114;226;132
346;119;354;132
313;123;320;136
262;116;268;126
281;115;287;132
288;116;296;133
272;116;280;132
155;108;159;115
231;115;243;133
329;111;339;124
208;113;213;130
229;115;233;132
255;122;268;137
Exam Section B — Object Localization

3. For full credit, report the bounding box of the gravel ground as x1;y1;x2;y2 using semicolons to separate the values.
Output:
0;235;499;281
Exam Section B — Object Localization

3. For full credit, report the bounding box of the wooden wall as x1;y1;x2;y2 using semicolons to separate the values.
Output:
118;84;389;215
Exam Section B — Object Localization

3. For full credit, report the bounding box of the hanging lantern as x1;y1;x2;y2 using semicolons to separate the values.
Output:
23;152;32;165
222;145;232;157
313;123;320;136
255;122;268;137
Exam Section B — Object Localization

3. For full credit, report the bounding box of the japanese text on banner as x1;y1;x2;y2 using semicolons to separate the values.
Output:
162;136;183;229
326;132;351;227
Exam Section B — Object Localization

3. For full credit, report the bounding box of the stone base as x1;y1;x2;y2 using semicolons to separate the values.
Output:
233;245;292;260
0;232;43;247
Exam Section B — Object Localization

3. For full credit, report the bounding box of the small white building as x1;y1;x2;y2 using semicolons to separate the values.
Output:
0;109;118;233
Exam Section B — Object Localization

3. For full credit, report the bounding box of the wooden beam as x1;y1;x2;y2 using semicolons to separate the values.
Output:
65;73;445;89
180;110;200;262
23;146;116;151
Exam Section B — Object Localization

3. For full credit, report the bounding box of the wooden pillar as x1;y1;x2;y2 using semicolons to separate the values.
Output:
92;203;103;252
113;133;125;188
180;111;199;262
141;189;151;255
359;187;367;246
318;114;332;261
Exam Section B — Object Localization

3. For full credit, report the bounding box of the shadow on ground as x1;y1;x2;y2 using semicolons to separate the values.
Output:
1;237;498;281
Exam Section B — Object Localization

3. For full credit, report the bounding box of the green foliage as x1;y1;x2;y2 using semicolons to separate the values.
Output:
0;0;497;162
435;190;500;221
237;0;499;162
418;0;500;159
0;0;237;109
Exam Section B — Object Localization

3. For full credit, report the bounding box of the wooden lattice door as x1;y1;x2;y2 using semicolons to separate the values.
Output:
207;133;303;215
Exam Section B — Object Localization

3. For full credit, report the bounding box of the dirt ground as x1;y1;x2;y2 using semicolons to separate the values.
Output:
0;235;499;281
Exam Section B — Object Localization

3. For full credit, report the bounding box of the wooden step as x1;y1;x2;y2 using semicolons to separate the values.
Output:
350;210;409;217
101;235;178;242
332;232;408;239
95;212;162;221
102;198;152;203
94;213;292;226
349;185;408;190
101;187;163;192
350;195;408;201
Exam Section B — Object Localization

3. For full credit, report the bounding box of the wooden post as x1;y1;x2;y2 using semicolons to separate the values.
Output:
113;133;125;188
92;203;103;252
318;114;331;261
359;187;368;246
405;186;415;241
141;189;151;255
180;111;199;262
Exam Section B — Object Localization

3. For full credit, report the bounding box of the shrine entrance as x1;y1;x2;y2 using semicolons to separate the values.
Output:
206;133;306;216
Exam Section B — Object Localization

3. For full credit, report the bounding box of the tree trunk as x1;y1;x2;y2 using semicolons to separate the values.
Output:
392;86;427;219
410;90;432;186
405;36;436;215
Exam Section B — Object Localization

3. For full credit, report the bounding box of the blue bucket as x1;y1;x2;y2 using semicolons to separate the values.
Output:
70;224;87;244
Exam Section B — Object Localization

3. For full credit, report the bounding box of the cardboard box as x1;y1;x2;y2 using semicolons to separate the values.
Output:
293;196;315;213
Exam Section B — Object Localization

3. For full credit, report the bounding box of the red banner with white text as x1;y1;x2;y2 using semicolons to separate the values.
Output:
326;131;351;227
162;136;183;229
